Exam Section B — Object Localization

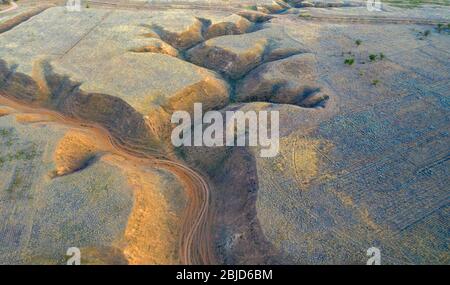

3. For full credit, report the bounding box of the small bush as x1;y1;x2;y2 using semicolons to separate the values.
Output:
369;54;377;62
344;58;355;65
416;29;432;40
0;128;12;137
379;53;385;60
372;79;380;86
437;23;450;33
355;39;362;46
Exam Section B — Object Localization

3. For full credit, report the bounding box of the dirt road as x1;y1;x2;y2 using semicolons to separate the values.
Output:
0;94;216;265
0;1;18;14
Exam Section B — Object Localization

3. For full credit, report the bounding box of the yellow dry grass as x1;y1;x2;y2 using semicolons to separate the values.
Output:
106;156;182;264
53;130;100;176
287;136;333;187
0;107;12;117
130;43;179;57
290;137;319;186
53;128;184;264
2;89;187;265
15;113;54;124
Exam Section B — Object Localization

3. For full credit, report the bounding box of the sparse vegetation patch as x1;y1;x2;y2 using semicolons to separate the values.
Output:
415;29;432;39
0;145;39;166
344;57;355;65
436;23;450;34
368;53;385;62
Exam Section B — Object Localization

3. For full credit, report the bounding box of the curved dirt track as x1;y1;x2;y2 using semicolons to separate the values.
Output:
0;1;18;14
156;160;215;265
89;0;240;13
0;4;56;34
84;1;447;26
296;14;446;25
0;94;216;265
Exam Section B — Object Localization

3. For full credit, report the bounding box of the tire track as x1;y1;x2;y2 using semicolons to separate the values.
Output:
0;93;216;265
297;14;447;26
0;4;55;34
0;1;18;14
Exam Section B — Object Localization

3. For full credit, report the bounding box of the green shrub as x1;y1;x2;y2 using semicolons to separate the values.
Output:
344;58;355;65
244;5;257;11
436;23;450;33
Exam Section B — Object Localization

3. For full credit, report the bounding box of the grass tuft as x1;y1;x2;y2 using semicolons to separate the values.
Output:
344;58;355;65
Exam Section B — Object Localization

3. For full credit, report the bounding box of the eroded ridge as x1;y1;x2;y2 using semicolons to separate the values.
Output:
0;3;336;265
136;9;331;110
0;59;217;264
0;4;54;34
0;94;216;265
235;53;330;108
